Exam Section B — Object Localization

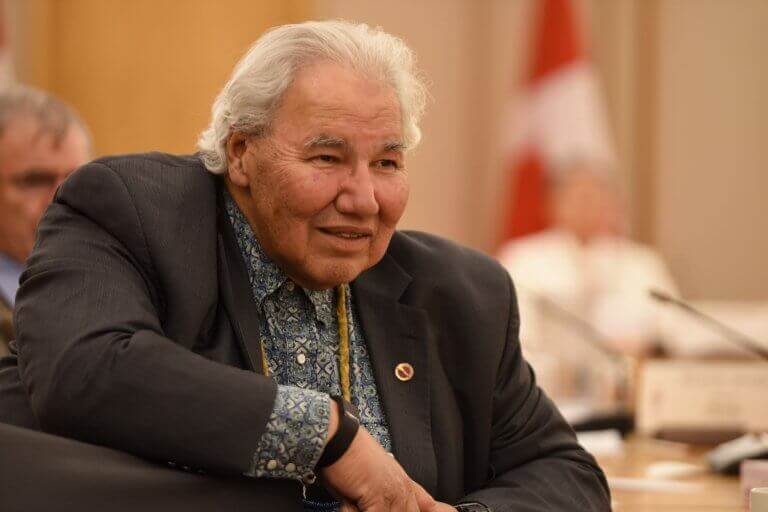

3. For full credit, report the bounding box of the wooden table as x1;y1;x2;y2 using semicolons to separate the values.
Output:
596;437;744;511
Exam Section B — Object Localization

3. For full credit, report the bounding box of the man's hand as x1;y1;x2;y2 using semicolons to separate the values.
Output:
321;427;437;511
321;401;439;511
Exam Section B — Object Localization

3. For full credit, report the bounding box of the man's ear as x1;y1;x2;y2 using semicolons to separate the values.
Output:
226;132;251;187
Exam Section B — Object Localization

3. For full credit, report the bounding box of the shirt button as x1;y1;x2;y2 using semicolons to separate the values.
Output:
267;459;278;470
286;463;296;473
296;353;307;365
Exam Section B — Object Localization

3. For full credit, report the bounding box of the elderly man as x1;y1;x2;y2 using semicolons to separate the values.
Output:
3;21;609;511
0;86;90;355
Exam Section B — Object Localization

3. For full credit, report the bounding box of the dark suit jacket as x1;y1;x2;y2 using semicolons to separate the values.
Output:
3;153;609;511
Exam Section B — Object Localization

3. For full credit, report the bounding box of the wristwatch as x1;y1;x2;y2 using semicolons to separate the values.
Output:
316;396;360;468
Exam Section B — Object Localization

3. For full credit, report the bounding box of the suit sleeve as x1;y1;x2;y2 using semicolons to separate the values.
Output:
14;162;278;476
459;276;611;511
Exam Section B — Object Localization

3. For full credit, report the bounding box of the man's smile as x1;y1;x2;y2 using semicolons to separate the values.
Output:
317;226;373;249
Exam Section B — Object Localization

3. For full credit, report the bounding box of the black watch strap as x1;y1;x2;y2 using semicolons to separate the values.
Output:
317;396;359;468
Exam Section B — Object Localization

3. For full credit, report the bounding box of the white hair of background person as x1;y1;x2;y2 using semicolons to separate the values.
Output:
197;19;429;174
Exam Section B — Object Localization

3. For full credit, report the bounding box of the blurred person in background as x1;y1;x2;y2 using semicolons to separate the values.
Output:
498;163;678;425
0;86;91;355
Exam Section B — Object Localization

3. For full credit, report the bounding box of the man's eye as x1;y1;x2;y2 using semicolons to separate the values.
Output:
373;159;399;170
312;154;339;165
12;172;59;189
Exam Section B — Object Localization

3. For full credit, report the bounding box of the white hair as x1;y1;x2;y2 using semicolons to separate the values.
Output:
197;20;428;174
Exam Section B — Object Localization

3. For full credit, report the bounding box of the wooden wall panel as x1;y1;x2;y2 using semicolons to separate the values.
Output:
17;0;312;156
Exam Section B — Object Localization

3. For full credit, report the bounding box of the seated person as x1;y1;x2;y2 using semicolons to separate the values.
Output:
3;21;610;511
0;86;90;355
498;164;678;422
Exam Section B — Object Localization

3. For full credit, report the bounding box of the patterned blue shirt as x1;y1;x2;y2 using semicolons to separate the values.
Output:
224;192;392;487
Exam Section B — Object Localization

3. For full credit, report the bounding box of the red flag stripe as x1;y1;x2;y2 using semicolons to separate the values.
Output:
529;0;584;83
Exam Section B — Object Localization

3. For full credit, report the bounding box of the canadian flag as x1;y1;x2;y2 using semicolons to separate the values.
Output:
498;0;614;242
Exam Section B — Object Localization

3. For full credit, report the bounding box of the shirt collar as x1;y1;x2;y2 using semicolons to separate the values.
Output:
224;191;288;305
0;252;23;307
306;288;336;327
223;190;337;326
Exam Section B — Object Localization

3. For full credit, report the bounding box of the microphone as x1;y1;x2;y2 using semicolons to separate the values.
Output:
649;289;768;360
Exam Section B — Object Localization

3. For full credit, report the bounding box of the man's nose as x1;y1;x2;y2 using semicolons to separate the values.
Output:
335;161;379;217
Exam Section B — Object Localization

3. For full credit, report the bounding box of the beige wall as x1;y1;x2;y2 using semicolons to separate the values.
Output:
653;0;768;300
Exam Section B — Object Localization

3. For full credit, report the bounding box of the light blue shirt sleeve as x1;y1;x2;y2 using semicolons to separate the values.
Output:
0;253;23;307
246;384;330;483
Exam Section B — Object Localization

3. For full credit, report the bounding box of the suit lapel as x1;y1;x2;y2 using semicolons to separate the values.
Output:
215;185;265;374
352;254;437;495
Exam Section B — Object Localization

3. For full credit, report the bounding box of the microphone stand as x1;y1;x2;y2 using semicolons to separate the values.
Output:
522;287;636;434
649;289;768;360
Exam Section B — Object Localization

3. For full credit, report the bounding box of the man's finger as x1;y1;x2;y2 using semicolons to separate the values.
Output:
405;483;422;512
411;481;438;511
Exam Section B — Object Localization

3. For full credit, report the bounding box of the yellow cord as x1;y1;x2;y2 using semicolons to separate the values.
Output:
259;283;352;402
336;284;351;402
260;339;270;377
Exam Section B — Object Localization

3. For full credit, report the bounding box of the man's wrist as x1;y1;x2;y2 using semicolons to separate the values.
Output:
246;385;330;483
325;396;340;446
316;396;359;468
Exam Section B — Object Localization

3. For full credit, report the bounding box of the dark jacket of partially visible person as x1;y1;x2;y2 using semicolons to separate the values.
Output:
0;153;610;511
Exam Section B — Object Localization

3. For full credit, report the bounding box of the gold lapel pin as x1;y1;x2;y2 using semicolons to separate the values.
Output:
394;362;414;382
